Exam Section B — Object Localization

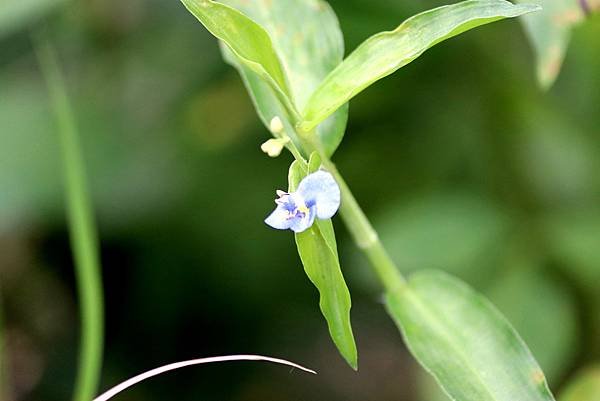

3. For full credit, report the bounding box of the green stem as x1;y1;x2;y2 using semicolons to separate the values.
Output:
285;141;306;163
296;132;406;293
33;36;104;401
325;160;406;292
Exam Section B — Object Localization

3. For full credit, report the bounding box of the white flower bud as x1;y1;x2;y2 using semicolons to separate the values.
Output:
269;116;284;135
261;138;289;158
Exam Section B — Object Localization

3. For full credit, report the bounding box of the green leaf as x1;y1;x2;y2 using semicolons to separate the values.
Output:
417;262;578;401
300;0;540;131
289;157;357;369
180;0;295;114
219;0;348;155
516;0;585;89
417;262;577;401
295;221;356;369
288;159;309;192
559;365;600;401
307;152;322;174
386;270;555;401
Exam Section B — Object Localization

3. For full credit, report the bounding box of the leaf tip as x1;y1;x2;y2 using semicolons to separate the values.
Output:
345;353;358;371
535;43;566;91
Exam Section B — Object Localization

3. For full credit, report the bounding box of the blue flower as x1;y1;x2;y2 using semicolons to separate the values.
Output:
265;171;341;233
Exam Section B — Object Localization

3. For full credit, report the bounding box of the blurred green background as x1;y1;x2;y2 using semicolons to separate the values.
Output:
1;0;599;400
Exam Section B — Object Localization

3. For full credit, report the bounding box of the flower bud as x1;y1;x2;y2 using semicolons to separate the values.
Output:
261;138;289;157
269;116;284;135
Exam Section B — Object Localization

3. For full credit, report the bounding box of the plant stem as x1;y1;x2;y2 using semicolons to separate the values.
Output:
297;133;406;293
33;36;105;401
324;160;406;292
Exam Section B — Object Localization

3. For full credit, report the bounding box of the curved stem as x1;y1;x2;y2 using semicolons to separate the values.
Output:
33;36;105;401
296;132;406;293
94;355;315;401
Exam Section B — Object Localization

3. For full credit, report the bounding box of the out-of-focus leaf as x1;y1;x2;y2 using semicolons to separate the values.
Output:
219;0;348;156
299;0;540;131
180;0;294;115
543;210;600;290
290;156;357;369
0;72;61;229
514;104;598;205
559;365;600;401
185;76;256;150
0;68;182;231
375;192;509;283
0;0;65;38
516;0;585;89
386;270;556;401
487;265;578;383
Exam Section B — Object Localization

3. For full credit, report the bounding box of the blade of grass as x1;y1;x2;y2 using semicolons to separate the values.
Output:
94;354;316;401
33;35;105;401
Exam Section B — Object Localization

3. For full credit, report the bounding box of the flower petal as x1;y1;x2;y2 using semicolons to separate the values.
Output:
289;205;317;233
297;171;340;220
264;205;294;230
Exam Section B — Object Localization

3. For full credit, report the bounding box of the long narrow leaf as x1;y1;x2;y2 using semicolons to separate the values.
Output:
180;0;296;116
300;0;540;131
289;158;357;369
220;0;348;155
516;0;584;89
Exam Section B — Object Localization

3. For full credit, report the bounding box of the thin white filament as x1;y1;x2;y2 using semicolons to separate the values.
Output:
93;354;317;401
